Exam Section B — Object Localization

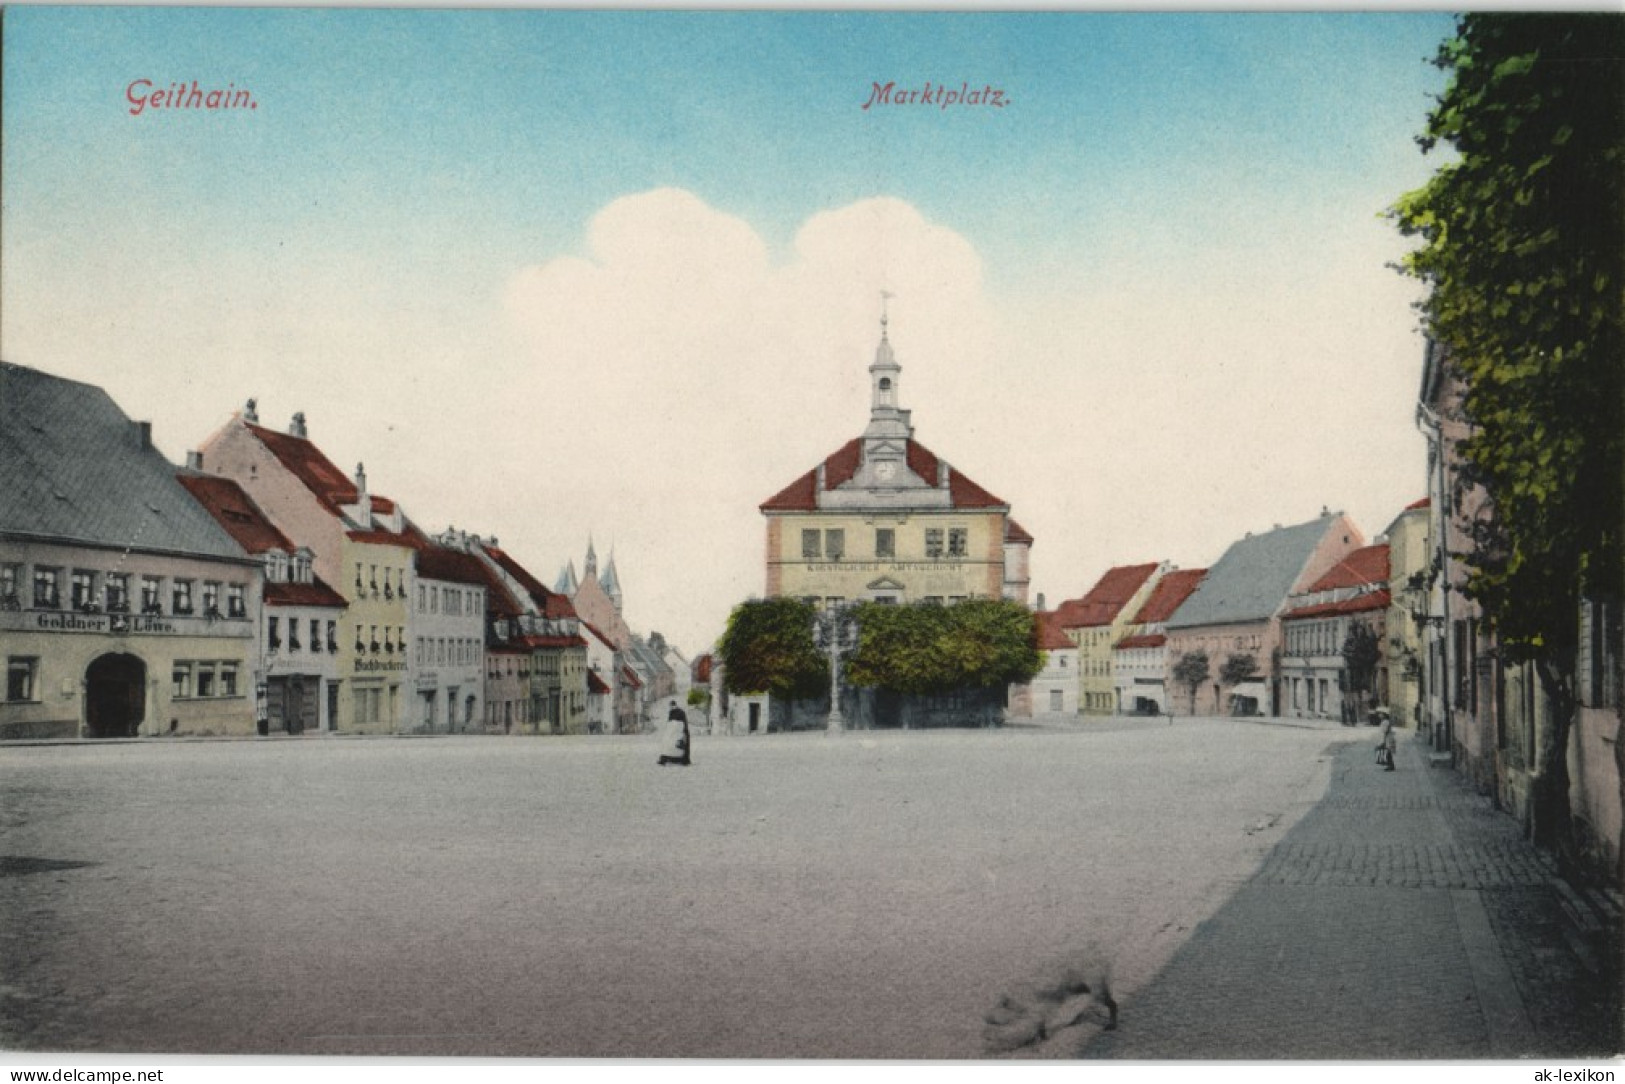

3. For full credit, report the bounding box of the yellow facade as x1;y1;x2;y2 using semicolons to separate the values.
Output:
768;509;1006;605
1384;503;1432;729
337;538;413;733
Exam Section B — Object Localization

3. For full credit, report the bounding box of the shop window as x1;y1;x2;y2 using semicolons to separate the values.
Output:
196;663;217;699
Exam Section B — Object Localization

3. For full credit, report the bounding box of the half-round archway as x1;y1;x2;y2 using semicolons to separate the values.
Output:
85;653;146;738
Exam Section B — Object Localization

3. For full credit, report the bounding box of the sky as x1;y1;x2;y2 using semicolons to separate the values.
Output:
1;6;1458;655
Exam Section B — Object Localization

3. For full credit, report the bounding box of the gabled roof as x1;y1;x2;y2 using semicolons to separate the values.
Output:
1166;515;1346;630
0;363;247;562
1303;544;1390;594
401;523;494;588
265;580;348;609
1129;568;1207;625
243;422;360;515
1035;610;1076;651
176;473;296;555
1282;588;1392;621
760;437;1008;512
177;472;345;608
1115;633;1168;650
1056;563;1161;629
484;544;577;619
1005;518;1034;546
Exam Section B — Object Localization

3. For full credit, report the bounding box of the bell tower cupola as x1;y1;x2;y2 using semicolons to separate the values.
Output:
864;297;913;444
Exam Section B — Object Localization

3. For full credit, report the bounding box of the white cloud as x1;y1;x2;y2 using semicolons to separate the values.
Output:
495;189;999;652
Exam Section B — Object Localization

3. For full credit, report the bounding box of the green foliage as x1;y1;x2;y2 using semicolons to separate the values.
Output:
1390;14;1625;662
1219;653;1260;687
718;598;827;700
1172;651;1210;712
686;687;711;709
1341;622;1383;696
845;599;1041;695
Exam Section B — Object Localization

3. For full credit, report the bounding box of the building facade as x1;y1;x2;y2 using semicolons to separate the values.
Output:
1057;562;1164;715
1165;513;1364;717
1;364;263;741
759;320;1032;608
1112;567;1207;715
1279;544;1391;723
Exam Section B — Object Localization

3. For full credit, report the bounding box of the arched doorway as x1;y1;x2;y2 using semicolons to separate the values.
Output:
85;654;146;738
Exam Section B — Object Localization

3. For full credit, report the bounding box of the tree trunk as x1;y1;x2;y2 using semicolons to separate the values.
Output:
1531;655;1578;870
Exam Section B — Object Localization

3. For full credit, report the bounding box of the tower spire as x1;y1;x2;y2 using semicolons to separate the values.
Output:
865;295;911;441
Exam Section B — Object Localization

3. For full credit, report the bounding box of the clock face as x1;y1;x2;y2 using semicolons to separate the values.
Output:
875;461;897;482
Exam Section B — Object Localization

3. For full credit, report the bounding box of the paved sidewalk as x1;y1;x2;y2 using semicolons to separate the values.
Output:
1081;731;1622;1060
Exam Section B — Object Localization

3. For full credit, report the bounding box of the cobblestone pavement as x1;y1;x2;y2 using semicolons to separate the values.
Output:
1081;731;1622;1060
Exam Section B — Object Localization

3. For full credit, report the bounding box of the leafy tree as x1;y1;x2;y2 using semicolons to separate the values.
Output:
1219;653;1260;688
1172;651;1210;714
1341;622;1383;718
845;599;1041;695
686;687;711;710
1390;14;1625;856
718;598;827;701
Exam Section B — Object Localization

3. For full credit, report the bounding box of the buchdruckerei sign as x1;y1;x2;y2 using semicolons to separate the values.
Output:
4;610;253;638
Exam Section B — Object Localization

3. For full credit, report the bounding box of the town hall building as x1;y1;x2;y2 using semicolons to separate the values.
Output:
759;317;1032;608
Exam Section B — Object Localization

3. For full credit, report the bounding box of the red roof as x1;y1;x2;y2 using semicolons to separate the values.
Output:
1304;544;1390;593
1005;518;1033;545
517;633;587;650
1129;568;1207;625
1056;563;1161;629
1035;611;1075;651
485;544;577;618
1406;496;1431;510
588;670;611;695
760;437;1008;512
265;580;347;609
1115;633;1168;650
1283;588;1392;621
245;422;360;515
621;665;644;689
177;473;295;555
693;654;714;683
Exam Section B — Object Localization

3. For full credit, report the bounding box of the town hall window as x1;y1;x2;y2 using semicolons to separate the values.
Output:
825;529;845;561
875;528;895;558
802;529;821;560
948;528;968;557
925;529;944;559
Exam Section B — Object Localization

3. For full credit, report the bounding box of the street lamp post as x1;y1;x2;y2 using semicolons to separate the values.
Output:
812;606;857;734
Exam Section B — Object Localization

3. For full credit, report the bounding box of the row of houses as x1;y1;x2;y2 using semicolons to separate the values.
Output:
1031;504;1424;725
0;362;681;742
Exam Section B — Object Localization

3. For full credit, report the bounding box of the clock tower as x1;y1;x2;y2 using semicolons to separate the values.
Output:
862;310;912;484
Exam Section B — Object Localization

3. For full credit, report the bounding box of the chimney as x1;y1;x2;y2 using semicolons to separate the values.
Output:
134;421;152;449
1036;592;1047;612
185;450;203;470
244;398;259;424
290;412;307;439
938;460;950;488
